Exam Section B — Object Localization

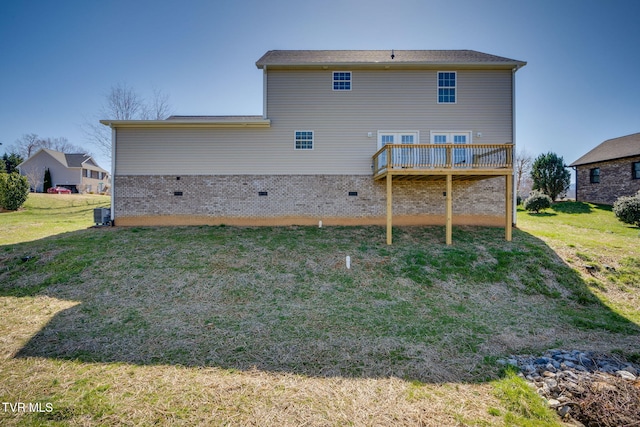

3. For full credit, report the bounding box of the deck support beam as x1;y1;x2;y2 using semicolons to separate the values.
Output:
505;173;513;241
446;174;453;245
378;168;514;245
386;173;393;245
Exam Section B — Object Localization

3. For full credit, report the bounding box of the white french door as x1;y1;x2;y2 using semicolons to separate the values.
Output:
431;131;471;167
378;131;419;167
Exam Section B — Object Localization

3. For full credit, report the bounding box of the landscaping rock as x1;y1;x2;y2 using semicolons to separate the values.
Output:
616;370;636;381
499;349;640;426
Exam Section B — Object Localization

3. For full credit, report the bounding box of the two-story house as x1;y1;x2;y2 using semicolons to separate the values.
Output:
101;50;526;244
18;148;110;194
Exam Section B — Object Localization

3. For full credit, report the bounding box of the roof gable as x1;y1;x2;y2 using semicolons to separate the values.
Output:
570;133;640;166
256;50;526;69
18;148;68;168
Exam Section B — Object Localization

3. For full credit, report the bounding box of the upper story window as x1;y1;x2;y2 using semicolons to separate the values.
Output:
333;72;351;91
589;167;600;183
295;131;314;150
633;162;640;179
438;72;456;103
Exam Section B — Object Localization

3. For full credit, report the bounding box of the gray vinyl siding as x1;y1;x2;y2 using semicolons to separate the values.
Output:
267;68;513;145
115;68;513;176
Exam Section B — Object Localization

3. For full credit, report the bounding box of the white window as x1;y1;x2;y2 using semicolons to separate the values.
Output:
295;131;314;150
431;131;471;167
378;131;420;167
333;72;351;91
437;72;456;103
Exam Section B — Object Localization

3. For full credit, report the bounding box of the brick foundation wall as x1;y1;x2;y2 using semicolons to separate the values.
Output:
576;156;640;205
114;175;507;226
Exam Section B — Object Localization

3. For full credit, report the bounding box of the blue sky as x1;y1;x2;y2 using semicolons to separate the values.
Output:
1;0;639;174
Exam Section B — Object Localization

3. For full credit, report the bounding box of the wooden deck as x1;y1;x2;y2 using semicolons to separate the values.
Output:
372;144;514;245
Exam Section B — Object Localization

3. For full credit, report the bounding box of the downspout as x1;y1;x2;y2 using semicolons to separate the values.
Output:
263;65;268;119
512;66;517;226
572;166;578;201
110;126;116;225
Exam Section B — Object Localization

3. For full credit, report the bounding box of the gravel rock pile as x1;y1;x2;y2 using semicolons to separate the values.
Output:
500;349;640;426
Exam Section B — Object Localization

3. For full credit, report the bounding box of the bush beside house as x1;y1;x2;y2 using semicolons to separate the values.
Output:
613;191;640;227
43;168;52;193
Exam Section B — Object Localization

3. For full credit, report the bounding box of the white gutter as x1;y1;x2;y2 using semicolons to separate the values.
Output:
99;118;271;128
256;61;527;70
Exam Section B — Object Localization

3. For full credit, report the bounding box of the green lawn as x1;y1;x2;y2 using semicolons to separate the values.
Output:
0;195;638;426
517;202;640;324
0;193;110;244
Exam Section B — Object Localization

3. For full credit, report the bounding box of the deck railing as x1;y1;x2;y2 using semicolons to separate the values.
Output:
373;143;514;176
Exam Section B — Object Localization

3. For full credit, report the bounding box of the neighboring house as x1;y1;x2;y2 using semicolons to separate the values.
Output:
101;49;526;244
570;133;640;205
18;148;110;194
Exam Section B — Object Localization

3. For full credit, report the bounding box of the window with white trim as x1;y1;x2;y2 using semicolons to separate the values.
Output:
438;72;456;103
295;131;314;150
333;72;351;91
431;132;471;167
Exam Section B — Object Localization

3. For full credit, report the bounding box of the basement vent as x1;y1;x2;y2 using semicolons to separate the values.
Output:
258;191;268;196
348;191;358;196
174;191;183;196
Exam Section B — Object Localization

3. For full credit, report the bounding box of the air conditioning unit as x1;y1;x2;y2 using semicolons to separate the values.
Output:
93;208;111;226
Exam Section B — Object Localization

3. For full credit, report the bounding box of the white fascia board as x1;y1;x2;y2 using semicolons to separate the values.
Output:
99;119;271;129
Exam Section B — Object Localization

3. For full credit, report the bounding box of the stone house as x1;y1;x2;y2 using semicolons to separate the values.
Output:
570;133;640;205
101;50;526;244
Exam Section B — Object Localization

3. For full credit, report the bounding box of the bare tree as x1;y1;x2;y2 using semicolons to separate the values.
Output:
142;87;172;120
13;133;40;158
515;149;533;198
83;83;172;158
23;165;44;192
10;134;90;159
104;83;144;120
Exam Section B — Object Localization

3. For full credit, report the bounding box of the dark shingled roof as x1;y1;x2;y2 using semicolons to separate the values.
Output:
570;133;640;167
64;153;92;168
256;50;526;69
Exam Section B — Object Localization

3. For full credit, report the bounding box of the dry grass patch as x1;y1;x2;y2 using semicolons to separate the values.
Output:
1;358;505;426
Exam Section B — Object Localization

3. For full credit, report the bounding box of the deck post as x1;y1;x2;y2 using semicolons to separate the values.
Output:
505;173;513;241
446;174;453;245
386;173;393;245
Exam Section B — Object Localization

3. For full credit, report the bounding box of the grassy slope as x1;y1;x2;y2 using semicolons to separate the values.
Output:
517;202;640;324
0;195;638;426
